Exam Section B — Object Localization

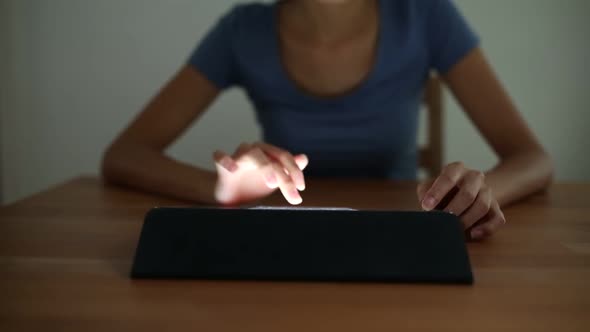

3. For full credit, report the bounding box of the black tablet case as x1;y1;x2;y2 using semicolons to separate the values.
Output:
131;207;473;284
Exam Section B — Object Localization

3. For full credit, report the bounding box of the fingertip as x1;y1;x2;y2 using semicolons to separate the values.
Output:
471;228;484;240
296;175;306;191
293;160;307;190
264;172;278;188
213;150;237;171
295;153;308;160
290;189;303;205
421;195;437;211
227;162;238;172
294;154;309;170
220;156;238;172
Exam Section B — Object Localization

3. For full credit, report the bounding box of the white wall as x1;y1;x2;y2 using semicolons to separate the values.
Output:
447;0;590;179
2;0;589;204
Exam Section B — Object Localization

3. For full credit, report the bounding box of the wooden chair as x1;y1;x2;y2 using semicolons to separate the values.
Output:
419;75;444;177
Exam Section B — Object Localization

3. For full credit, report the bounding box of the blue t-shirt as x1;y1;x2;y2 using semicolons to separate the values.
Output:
189;0;478;179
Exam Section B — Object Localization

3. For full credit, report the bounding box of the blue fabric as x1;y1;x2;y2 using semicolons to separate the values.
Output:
189;0;479;179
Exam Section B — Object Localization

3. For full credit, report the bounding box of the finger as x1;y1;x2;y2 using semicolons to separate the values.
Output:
213;150;238;172
232;142;252;159
421;162;466;211
416;180;434;202
459;186;492;229
256;143;304;184
294;154;309;170
270;163;302;205
255;142;306;191
470;202;506;240
443;170;485;216
242;148;280;188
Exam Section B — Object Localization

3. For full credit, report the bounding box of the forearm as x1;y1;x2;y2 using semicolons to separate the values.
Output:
485;149;554;207
101;143;218;204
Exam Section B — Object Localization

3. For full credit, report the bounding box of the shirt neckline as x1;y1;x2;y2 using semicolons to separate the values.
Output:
269;0;385;106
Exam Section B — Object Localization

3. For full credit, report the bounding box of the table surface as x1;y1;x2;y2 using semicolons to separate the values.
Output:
0;177;588;331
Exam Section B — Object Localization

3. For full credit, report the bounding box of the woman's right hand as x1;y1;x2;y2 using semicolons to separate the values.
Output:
213;142;308;206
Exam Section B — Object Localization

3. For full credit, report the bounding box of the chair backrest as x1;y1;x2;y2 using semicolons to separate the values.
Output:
419;75;444;177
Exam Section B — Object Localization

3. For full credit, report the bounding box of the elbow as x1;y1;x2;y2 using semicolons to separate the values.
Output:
541;151;555;190
533;148;554;192
101;140;157;186
101;142;124;185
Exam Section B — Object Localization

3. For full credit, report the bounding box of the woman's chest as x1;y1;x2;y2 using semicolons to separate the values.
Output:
279;32;378;99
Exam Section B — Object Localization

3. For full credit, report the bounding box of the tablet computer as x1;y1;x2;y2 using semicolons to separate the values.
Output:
131;207;473;284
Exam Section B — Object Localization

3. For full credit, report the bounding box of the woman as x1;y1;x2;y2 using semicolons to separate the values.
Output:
102;0;553;240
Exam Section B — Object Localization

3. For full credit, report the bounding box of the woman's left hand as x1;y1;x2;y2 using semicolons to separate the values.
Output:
417;162;506;240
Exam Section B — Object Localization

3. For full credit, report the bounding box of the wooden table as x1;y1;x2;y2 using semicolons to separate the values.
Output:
1;177;588;331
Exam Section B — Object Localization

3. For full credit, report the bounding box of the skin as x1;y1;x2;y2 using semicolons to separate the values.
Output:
102;0;553;240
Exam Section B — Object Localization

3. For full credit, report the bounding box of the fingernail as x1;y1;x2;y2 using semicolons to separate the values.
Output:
422;196;437;210
297;183;306;191
222;158;237;172
291;191;302;205
471;229;483;239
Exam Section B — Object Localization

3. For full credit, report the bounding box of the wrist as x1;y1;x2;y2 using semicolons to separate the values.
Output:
189;169;219;205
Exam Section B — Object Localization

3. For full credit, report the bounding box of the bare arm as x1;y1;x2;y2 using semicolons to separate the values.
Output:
101;65;220;203
418;48;554;239
442;48;554;206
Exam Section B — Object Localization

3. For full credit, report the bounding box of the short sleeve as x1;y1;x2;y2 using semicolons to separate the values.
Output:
187;7;241;89
426;0;479;74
